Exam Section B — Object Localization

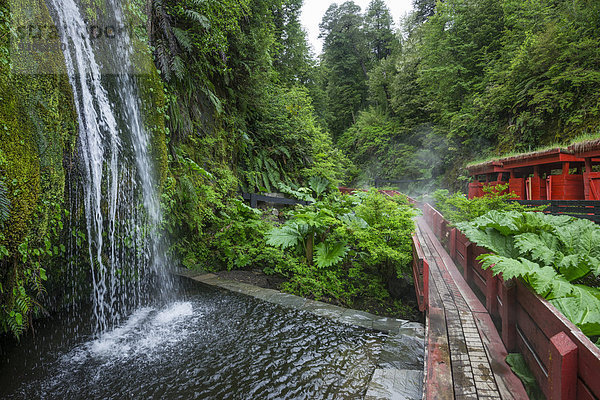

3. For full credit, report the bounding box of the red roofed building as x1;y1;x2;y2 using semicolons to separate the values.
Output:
467;146;593;200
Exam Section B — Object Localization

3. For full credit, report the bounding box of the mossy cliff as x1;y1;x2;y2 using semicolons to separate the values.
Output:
0;0;168;338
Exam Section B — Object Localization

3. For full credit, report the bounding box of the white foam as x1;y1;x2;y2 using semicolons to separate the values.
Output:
90;307;153;356
153;302;194;325
58;302;200;370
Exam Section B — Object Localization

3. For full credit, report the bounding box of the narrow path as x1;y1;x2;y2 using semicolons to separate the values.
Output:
415;217;528;400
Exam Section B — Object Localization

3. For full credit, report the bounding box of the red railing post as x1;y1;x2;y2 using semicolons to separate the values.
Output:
440;219;449;250
486;273;499;316
549;332;578;400
412;234;428;312
464;243;473;284
449;228;457;260
423;259;429;311
500;278;517;352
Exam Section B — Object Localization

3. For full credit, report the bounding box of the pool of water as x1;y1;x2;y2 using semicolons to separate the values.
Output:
1;280;386;399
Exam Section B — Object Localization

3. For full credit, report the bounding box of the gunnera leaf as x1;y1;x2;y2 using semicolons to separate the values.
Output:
314;241;349;268
505;353;544;400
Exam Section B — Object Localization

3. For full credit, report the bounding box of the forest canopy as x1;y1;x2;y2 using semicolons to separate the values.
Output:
319;0;600;189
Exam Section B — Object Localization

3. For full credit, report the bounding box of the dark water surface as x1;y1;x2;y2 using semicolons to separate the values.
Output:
1;280;385;399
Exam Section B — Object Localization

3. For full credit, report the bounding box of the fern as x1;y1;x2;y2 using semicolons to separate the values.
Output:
0;179;10;226
183;10;210;29
172;27;192;52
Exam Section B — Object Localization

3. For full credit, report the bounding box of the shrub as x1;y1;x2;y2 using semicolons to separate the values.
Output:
432;183;543;224
267;188;418;316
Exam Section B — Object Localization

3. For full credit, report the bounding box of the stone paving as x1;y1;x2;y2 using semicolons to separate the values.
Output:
175;268;425;399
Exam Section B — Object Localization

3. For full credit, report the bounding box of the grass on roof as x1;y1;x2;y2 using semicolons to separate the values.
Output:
466;145;560;168
466;131;600;168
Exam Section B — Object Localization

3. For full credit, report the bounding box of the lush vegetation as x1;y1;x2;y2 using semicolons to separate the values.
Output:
0;0;82;338
457;211;600;340
2;0;600;339
320;0;600;188
267;187;418;316
0;0;411;338
431;183;544;224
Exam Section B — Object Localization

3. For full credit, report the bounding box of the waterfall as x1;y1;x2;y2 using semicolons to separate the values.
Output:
47;0;171;334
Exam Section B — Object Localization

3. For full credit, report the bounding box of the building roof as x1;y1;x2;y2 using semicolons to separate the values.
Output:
466;161;508;175
569;139;600;158
467;138;600;176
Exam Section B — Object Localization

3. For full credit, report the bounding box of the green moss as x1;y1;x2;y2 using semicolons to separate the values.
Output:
0;0;79;337
0;103;41;247
137;67;169;190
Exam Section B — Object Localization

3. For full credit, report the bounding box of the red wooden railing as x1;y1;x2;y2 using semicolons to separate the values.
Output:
411;235;429;312
421;202;600;400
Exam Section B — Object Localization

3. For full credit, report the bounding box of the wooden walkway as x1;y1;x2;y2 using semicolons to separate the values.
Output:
415;217;528;400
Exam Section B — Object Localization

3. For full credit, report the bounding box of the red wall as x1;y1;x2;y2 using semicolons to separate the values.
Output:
509;177;526;200
527;176;547;200
547;174;585;200
468;181;484;199
584;172;600;200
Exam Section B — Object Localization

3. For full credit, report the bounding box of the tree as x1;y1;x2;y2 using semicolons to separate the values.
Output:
319;1;370;139
364;0;396;60
272;0;314;86
413;0;436;23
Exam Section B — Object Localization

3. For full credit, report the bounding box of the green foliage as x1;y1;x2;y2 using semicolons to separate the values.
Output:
457;210;600;337
364;0;397;61
266;222;306;250
505;353;544;400
268;188;418;316
338;107;436;185
319;1;370;139
0;200;69;339
432;183;545;224
0;0;79;338
242;86;349;192
323;0;600;187
150;0;247;141
210;199;296;273
148;0;351;278
0;179;9;226
314;241;349;268
272;0;314;86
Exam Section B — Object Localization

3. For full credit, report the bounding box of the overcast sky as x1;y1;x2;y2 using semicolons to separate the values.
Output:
300;0;414;55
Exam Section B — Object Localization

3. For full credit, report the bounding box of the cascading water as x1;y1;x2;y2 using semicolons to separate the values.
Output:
47;0;171;334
